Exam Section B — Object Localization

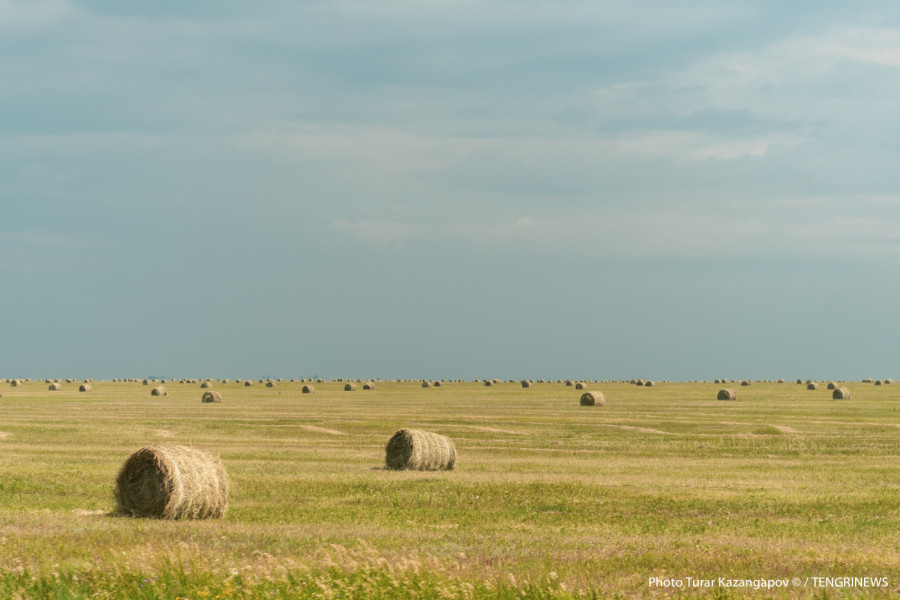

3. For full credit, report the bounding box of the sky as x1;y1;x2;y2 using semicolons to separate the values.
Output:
3;0;900;381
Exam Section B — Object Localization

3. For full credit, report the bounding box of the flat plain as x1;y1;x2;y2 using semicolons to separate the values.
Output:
1;379;898;599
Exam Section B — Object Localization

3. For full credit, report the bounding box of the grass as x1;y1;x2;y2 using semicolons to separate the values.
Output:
0;379;898;598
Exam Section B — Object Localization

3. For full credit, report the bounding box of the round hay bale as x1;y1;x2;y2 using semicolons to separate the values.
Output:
796;379;803;384
244;381;253;387
49;382;61;391
266;381;275;388
302;385;315;394
433;381;442;387
10;379;21;387
777;379;785;383
807;382;819;390
885;378;894;384
636;380;645;386
717;389;737;401
827;382;837;390
363;382;375;390
740;380;751;386
200;381;211;389
79;384;92;392
202;391;222;403
575;381;588;390
580;391;605;406
875;380;883;386
833;387;851;400
385;429;456;471
565;380;575;386
484;380;493;387
115;444;228;519
421;381;432;388
151;386;167;397
344;383;357;391
521;380;533;388
644;380;655;387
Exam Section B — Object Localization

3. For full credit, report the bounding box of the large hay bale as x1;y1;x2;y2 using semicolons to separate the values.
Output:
302;385;315;394
644;380;655;387
244;381;253;387
826;382;837;390
875;380;883;386
363;382;375;390
521;380;533;388
833;387;851;400
202;391;222;403
740;380;751;386
344;383;357;391
79;384;92;392
385;429;456;471
565;380;575;386
580;391;605;406
115;444;228;519
150;386;167;397
266;381;275;388
200;381;211;389
807;382;819;390
10;379;21;387
421;381;432;388
717;389;737;401
575;381;588;390
49;382;61;391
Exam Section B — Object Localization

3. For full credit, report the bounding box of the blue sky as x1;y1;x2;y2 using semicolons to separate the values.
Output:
3;1;900;380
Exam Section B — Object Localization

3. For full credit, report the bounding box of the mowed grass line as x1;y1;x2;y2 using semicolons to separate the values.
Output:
0;380;898;598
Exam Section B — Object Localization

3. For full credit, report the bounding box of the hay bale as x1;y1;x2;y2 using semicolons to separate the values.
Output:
796;379;803;384
740;380;751;386
644;380;655;387
200;381;211;389
484;380;493;387
266;381;275;388
151;386;167;397
575;381;588;390
202;391;222;403
827;382;837;390
302;385;315;394
344;383;357;391
833;387;851;400
875;380;883;386
433;381;442;387
363;382;375;390
10;379;21;387
421;381;432;388
48;382;61;391
79;384;92;392
115;444;228;519
807;382;819;390
717;389;737;401
565;380;575;387
521;380;533;388
777;379;785;383
244;381;253;387
580;391;605;406
385;429;456;471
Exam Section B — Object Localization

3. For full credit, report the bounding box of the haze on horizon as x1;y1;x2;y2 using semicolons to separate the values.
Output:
3;1;900;382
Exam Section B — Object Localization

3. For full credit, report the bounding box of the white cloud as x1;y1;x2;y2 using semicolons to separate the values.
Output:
0;0;71;29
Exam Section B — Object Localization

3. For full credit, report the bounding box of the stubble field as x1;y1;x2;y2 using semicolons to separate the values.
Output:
0;379;898;599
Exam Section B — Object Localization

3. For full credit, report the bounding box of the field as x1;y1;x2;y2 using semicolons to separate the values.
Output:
1;379;898;599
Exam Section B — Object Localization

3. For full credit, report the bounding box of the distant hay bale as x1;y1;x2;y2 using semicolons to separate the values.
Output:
433;381;442;387
49;383;61;391
833;387;851;400
644;380;655;387
115;444;228;519
636;380;645;386
740;380;750;386
717;389;737;401
10;379;21;387
244;381;253;387
827;382;837;390
201;391;222;403
875;380;883;386
266;381;275;388
79;384;92;392
151;386;167;396
344;383;357;391
200;381;211;389
363;382;375;390
385;429;456;471
580;391;605;406
302;385;315;394
521;380;533;388
421;381;432;388
714;379;721;384
777;379;785;383
885;378;894;384
484;380;493;387
807;382;819;390
575;381;588;389
796;379;803;384
565;380;575;387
